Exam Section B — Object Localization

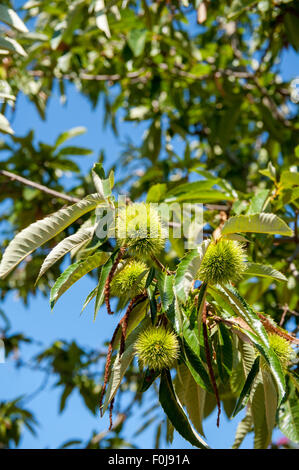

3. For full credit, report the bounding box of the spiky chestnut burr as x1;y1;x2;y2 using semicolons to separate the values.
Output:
116;203;166;258
197;239;246;285
134;327;179;371
268;333;295;367
110;260;148;298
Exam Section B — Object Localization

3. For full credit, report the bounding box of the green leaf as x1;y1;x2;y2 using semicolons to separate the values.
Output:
139;368;160;393
156;272;174;312
127;29;147;57
55;127;86;148
165;190;234;203
145;267;155;288
166;180;217;198
0;112;14;135
93;250;119;320
221;213;293;237
0;5;29;32
102;317;150;414
81;286;98;314
113;300;148;351
0;194;104;279
94;0;111;38
37;226;95;282
175;363;206;437
251;381;271;449
182;340;213;393
227;1;258;20
247;189;270;214
174;240;211;303
146;184;167;203
50;251;110;308
159;369;210;449
262;367;278;440
232;410;253;449
57;146;93;156
215;285;286;403
243;262;287;282
259;162;277;182
216;323;233;384
147;284;157;324
278;398;299;443
181;306;213;393
92;163;113;198
280;171;299;188
233;356;260;417
0;36;27;56
218;285;269;346
284;12;299;51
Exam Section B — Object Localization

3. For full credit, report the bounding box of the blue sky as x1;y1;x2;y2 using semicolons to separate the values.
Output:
0;16;298;448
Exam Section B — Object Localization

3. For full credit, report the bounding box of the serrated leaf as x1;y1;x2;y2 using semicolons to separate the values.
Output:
0;194;104;279
156;272;174;312
251;381;270;449
50;251;110;308
262;367;278;439
233;356;260;417
37;226;95;282
147;284;157;324
278;398;299;443
176;363;206;437
93;250;119;320
102;317;150;414
219;285;270;346
215;285;286;403
159;369;210;449
232;410;253;449
244;262;287;282
174;240;211;303
81;286;98;314
216;323;233;384
247;189;270;214
113;300;148;350
182;340;213;393
221;213;293;237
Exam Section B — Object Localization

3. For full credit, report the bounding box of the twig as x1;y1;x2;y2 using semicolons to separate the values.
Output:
151;254;175;275
0;169;80;203
119;293;147;355
104;246;127;315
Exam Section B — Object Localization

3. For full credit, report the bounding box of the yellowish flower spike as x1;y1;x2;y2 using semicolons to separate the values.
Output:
116;203;166;258
268;333;295;367
197;239;246;285
134;327;180;371
110;260;148;298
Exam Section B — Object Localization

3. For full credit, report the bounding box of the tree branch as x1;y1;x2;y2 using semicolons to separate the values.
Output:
0;169;80;204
